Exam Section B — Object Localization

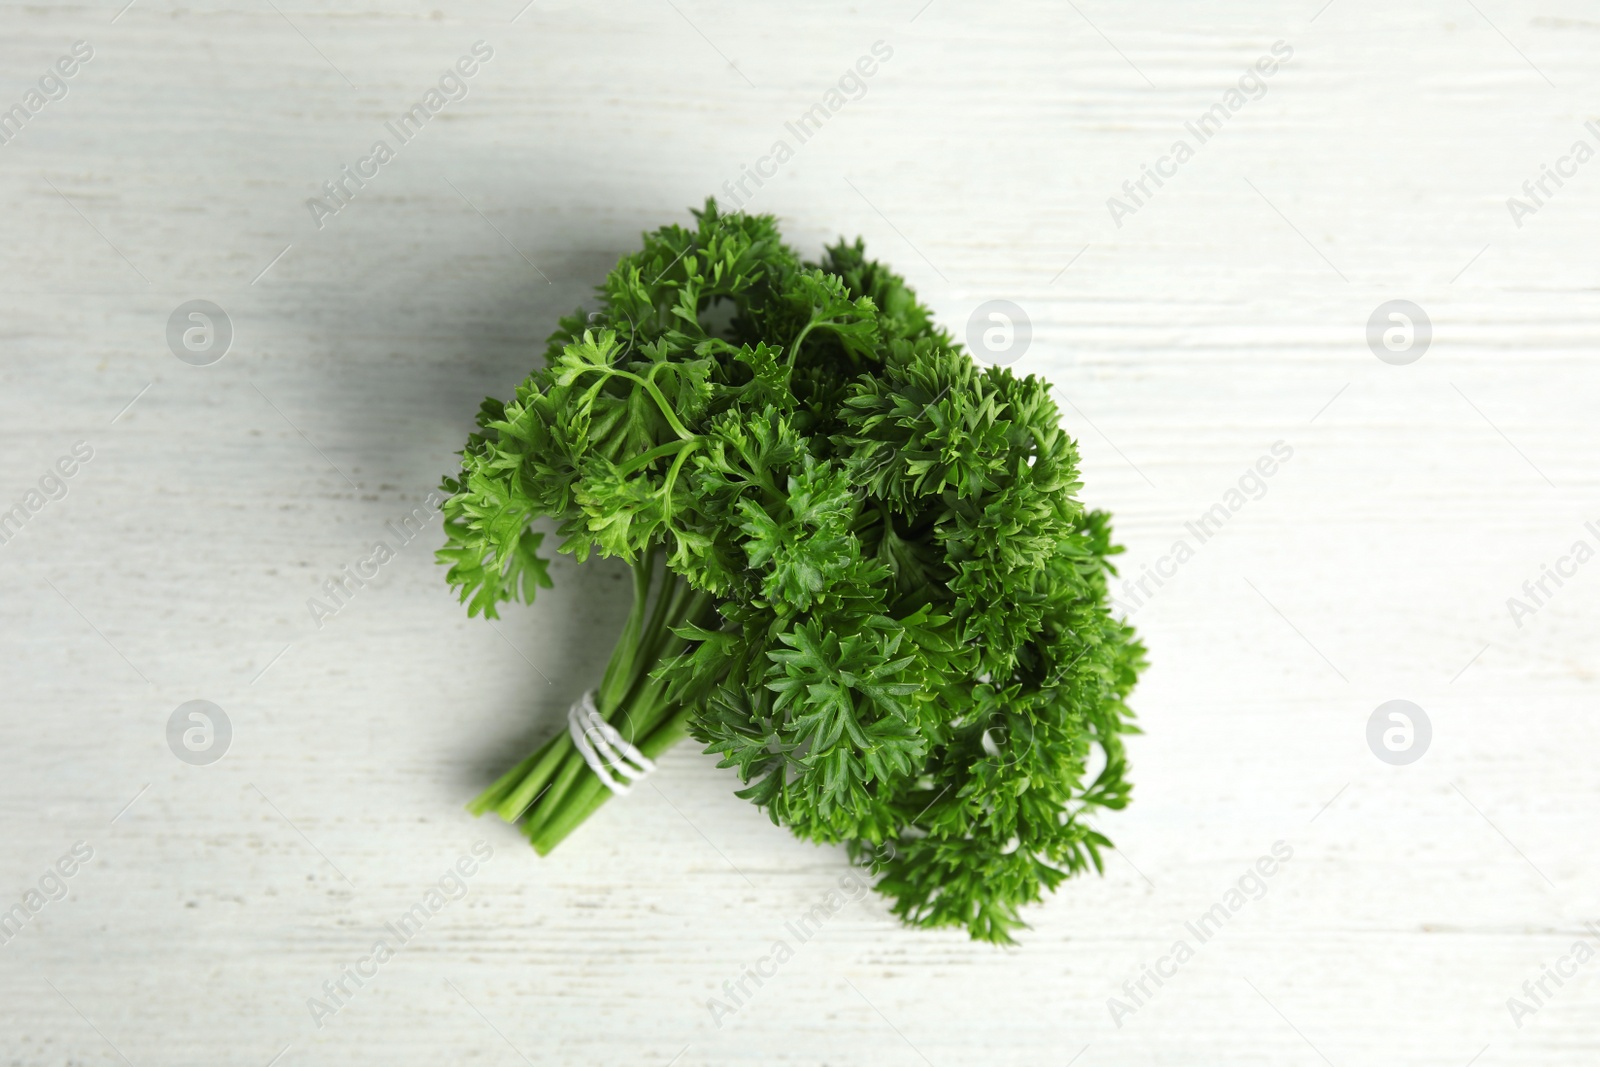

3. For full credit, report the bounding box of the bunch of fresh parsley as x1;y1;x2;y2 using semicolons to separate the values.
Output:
440;201;1146;943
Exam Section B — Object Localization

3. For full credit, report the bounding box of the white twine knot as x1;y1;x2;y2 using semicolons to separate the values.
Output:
567;689;655;795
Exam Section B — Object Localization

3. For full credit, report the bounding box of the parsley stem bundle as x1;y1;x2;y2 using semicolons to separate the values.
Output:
441;202;1146;942
465;545;713;853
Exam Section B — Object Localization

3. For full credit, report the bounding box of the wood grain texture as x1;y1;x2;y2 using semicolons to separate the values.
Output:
2;1;1599;1064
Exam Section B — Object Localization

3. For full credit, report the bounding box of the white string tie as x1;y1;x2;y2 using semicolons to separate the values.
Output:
566;689;655;795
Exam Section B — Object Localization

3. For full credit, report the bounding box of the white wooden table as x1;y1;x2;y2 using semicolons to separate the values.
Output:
2;1;1598;1064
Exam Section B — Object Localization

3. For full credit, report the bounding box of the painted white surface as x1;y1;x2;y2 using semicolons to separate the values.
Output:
2;1;1598;1064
